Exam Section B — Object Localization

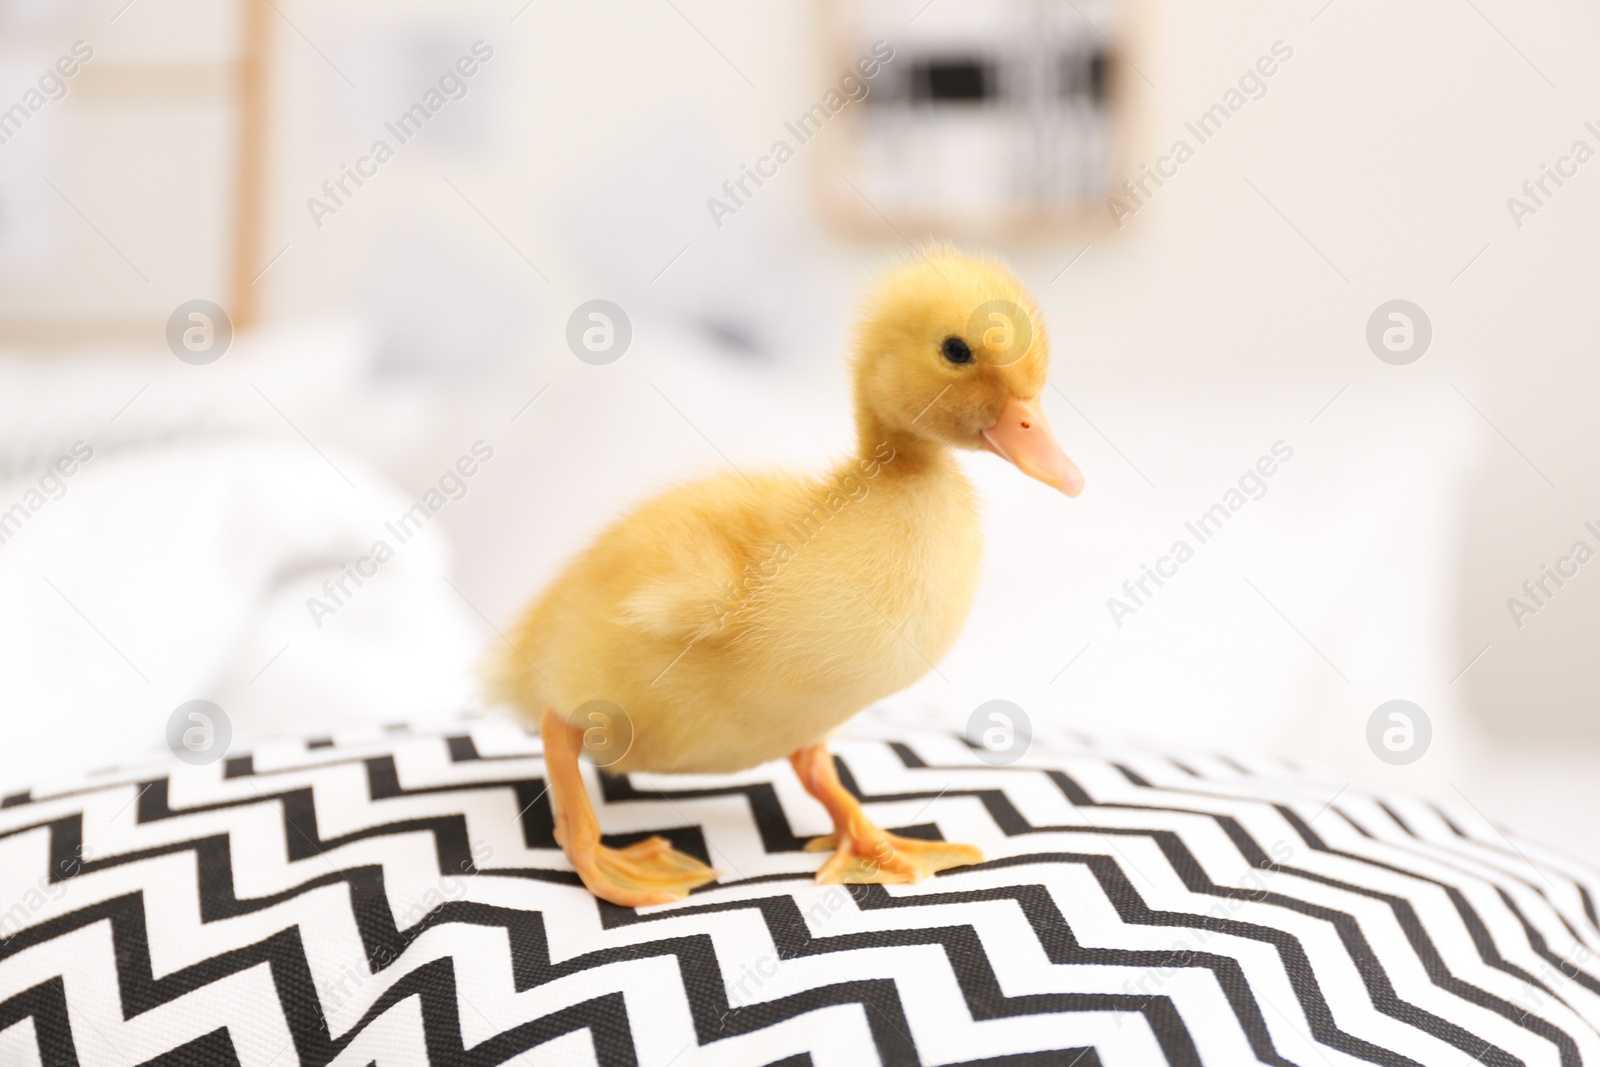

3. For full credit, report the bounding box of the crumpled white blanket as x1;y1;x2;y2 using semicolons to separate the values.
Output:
0;437;481;791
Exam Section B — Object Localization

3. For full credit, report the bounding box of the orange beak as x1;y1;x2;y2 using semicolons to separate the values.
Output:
979;396;1084;497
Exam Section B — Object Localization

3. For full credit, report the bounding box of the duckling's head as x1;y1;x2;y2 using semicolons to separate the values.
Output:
852;246;1084;496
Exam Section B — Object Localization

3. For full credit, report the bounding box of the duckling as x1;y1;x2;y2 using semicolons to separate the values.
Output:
490;247;1083;907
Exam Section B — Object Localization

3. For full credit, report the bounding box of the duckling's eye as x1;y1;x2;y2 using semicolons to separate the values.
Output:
941;336;974;365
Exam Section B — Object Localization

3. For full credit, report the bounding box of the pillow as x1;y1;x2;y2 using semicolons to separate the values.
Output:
1;708;1593;1065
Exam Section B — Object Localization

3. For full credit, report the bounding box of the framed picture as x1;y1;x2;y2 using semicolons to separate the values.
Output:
0;0;270;346
820;0;1122;238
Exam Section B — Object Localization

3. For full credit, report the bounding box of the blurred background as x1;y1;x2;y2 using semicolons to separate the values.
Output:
1;0;1596;857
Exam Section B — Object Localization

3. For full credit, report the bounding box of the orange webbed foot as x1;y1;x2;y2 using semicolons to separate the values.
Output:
568;834;720;907
541;707;720;908
789;742;982;886
805;828;982;885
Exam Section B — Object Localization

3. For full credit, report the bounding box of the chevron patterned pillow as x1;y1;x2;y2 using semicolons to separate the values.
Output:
1;710;1596;1066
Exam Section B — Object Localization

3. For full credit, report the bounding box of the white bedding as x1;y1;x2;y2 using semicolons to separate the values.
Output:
0;437;480;789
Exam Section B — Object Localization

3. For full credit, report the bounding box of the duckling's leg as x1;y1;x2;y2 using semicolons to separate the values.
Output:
540;708;719;907
790;743;982;885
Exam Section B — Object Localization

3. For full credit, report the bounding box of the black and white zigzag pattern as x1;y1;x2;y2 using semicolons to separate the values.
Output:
2;709;1599;1066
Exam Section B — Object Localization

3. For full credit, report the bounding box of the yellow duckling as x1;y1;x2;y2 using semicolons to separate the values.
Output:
490;247;1083;907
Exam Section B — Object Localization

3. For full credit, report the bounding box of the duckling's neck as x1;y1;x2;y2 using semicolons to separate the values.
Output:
853;412;956;484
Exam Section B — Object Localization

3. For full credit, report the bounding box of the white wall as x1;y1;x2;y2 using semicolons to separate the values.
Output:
250;0;1600;745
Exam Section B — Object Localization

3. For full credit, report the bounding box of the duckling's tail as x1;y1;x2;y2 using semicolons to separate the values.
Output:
478;609;549;726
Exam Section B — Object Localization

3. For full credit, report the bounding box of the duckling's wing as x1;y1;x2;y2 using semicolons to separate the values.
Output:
609;470;804;645
616;531;748;645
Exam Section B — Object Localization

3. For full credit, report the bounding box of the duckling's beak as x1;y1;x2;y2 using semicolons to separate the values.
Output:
980;396;1084;497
